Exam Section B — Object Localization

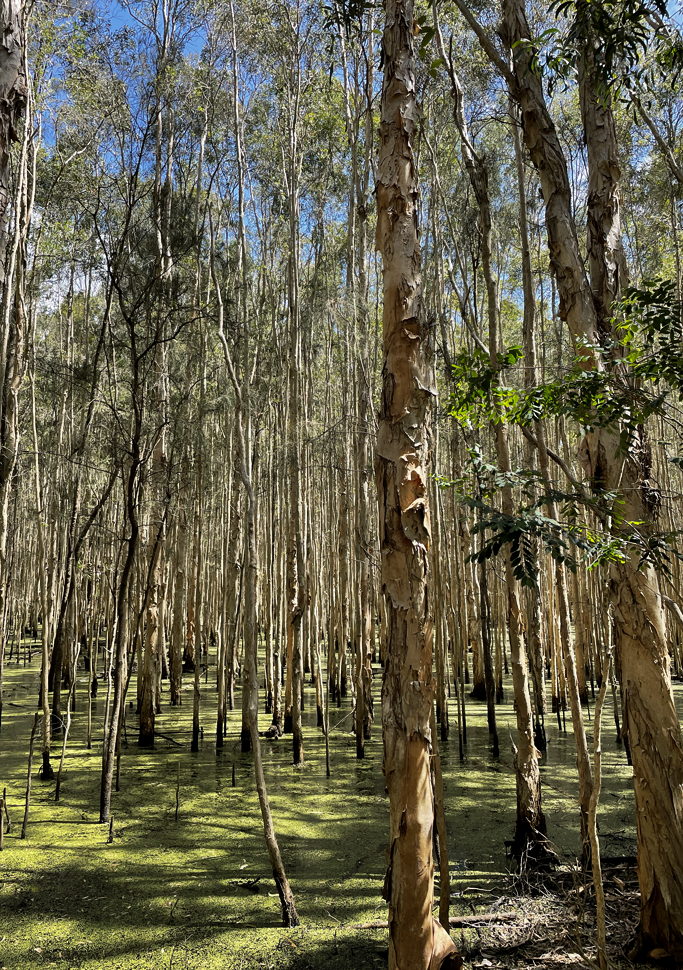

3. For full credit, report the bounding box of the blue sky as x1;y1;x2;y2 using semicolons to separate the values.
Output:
102;0;207;55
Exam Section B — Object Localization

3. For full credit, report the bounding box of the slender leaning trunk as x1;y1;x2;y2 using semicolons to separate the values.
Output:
436;29;545;854
375;2;458;967
213;5;299;903
100;460;140;823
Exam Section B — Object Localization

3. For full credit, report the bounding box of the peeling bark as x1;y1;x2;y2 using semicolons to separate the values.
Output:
495;0;683;953
578;50;628;340
0;0;25;288
376;2;459;966
0;0;27;737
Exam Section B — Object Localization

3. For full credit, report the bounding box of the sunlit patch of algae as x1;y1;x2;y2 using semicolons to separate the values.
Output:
0;638;671;969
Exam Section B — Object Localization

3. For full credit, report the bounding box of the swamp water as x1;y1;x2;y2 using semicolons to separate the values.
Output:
0;641;678;970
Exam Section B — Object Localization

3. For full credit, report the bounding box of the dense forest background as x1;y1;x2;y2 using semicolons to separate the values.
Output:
1;0;683;967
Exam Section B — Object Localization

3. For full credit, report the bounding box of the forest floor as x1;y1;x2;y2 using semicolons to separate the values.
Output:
1;640;679;970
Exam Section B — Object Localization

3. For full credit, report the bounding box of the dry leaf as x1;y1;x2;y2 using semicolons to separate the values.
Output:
648;948;670;961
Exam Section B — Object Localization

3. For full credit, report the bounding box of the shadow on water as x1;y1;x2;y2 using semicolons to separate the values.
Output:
278;930;388;970
1;647;681;968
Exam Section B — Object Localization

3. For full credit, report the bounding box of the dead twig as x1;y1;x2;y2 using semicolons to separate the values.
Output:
348;913;517;930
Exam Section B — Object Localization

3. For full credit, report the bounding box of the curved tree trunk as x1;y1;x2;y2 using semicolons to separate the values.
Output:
490;0;683;953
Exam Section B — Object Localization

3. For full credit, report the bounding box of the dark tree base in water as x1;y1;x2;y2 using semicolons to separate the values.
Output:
40;752;55;781
510;819;558;871
274;874;299;928
534;718;547;752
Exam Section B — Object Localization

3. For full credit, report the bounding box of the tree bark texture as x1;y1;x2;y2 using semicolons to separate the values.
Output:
498;0;683;953
376;2;458;967
0;0;25;284
0;0;26;731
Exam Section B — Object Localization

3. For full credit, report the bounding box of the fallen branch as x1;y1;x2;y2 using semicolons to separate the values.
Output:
156;733;184;747
349;913;516;930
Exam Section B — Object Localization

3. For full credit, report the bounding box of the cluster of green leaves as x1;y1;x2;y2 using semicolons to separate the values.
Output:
514;0;683;98
450;279;683;456
322;0;376;41
436;449;629;588
412;14;446;78
619;278;683;389
449;340;660;453
445;279;683;584
448;344;524;427
553;0;667;85
440;448;683;586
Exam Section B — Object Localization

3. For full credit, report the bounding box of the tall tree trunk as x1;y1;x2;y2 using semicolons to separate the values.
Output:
480;0;683;951
100;453;140;823
0;0;27;742
376;2;458;966
434;18;546;857
212;18;299;897
356;11;375;755
170;484;187;706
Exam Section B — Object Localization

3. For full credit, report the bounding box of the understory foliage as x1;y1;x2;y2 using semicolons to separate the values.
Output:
447;280;683;584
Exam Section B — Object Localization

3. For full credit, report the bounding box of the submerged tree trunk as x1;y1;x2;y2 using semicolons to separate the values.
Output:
485;0;683;953
375;2;458;967
433;23;546;859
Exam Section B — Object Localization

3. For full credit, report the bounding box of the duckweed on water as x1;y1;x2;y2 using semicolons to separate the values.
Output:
1;643;676;969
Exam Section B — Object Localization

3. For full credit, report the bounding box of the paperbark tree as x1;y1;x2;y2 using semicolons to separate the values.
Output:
432;18;545;854
507;102;592;854
279;4;307;764
375;1;459;966
211;19;299;903
578;40;683;958
0;0;27;734
453;0;683;954
355;13;375;756
139;14;173;747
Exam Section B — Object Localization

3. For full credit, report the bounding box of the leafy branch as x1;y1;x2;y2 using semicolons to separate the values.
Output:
437;448;682;587
511;0;683;98
444;280;683;585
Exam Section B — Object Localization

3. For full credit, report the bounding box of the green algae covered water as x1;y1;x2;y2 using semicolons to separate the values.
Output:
0;643;678;970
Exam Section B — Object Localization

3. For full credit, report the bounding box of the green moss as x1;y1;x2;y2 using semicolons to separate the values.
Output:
0;648;672;968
